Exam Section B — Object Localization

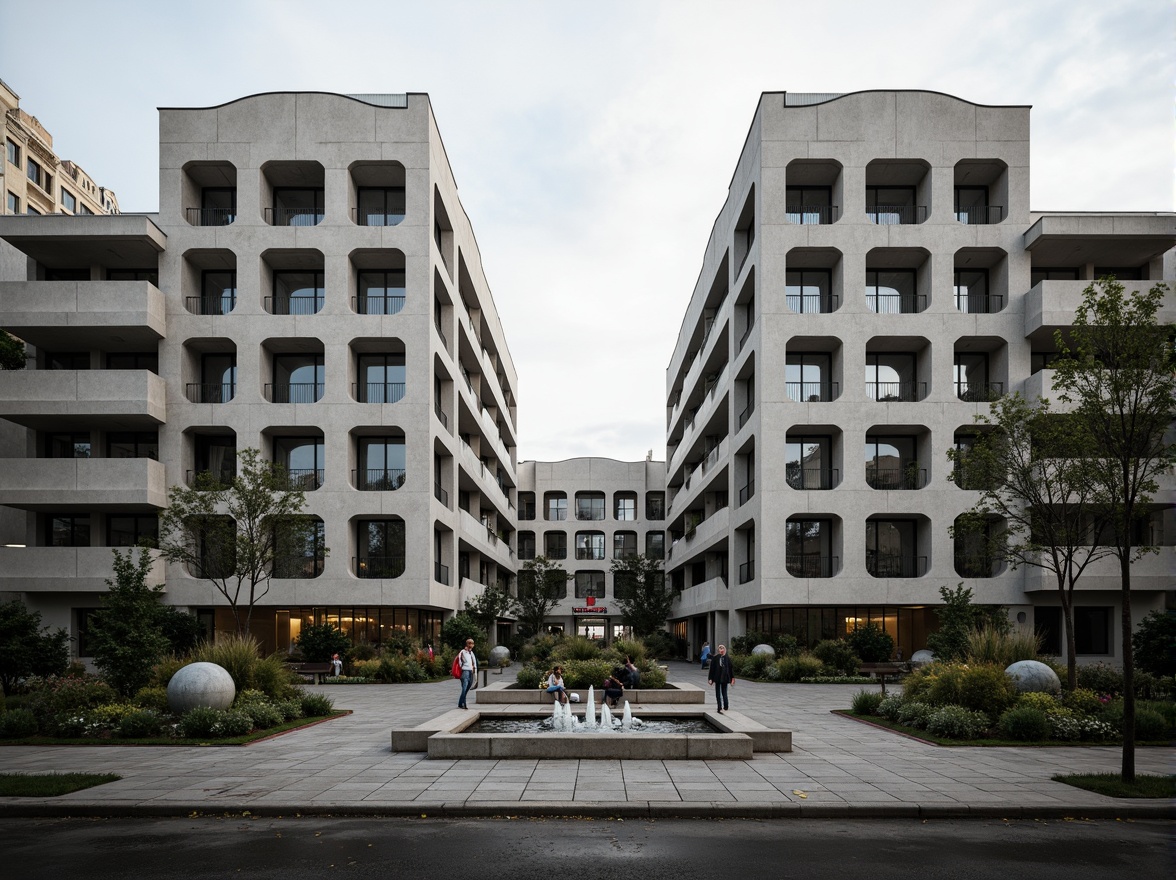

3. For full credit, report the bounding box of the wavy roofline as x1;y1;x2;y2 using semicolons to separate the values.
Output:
775;88;1031;109
158;90;423;111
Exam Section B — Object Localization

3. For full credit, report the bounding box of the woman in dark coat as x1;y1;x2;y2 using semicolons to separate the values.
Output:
707;644;734;712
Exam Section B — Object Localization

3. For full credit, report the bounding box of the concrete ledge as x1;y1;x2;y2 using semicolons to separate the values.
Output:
389;708;475;752
474;681;706;704
707;709;792;752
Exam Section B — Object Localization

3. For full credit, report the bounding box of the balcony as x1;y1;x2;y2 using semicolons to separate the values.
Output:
955;554;1002;578
355;382;405;404
786;381;838;403
434;481;450;507
1023;279;1170;337
0;280;165;349
265;206;323;227
0;370;165;428
279;468;323;491
786;555;837;578
866;381;925;403
185;467;236;489
868;292;926;315
786;291;839;314
955;205;1005;225
0;546;168;592
867;205;927;225
865;461;926;490
786;204;840;225
434;561;450;585
265;383;323;404
0;458;166;509
186;207;235;226
738;482;755;506
354;555;405;579
354;293;406;315
187;382;236;404
955;381;1004;403
354;469;406;491
867;554;927;578
186;294;237;316
738;560;755;584
265;295;324;315
787;467;838;490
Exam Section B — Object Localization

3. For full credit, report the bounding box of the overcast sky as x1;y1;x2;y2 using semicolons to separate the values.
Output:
4;0;1172;462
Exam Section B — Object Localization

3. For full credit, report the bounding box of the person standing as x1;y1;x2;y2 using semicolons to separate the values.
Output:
699;641;711;669
457;638;478;709
330;653;343;677
707;644;734;713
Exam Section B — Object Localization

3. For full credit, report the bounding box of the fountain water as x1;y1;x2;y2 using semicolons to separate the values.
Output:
547;687;641;734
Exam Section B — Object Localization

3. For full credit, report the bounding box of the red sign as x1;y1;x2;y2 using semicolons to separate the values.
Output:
572;607;608;614
586;595;595;606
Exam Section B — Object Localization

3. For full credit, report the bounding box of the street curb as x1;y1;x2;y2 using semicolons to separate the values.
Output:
0;800;1171;821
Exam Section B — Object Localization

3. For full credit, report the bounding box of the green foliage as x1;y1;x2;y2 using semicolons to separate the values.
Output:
514;556;572;636
1061;688;1105;716
276;698;303;721
348;643;378;662
639;664;667;689
157;607;205;656
609;639;647;665
1076;662;1124;697
1133;611;1176;677
373;655;427;683
440;613;485;652
811;639;860;675
0;329;27;371
236;698;283;730
965;624;1042;668
902;661;1016;717
184;635;300;700
642;631;677;659
158;448;328;635
464;583;514;636
88;548;172;696
1132;707;1169;741
850;689;885;716
214;709;255;737
26;675;118;734
0;600;70;695
877;695;904;721
300;693;334;717
0;708;37;738
177;706;221;738
148;656;186;689
117;709;163;738
610;553;672;636
926;584;1007;662
134;686;170;713
519;634;560;665
847;623;894;663
560;658;613;690
895;701;932;729
998;706;1050;740
1017;692;1063;714
551;635;602;662
925;705;990;739
295;623;350;663
515;666;544;689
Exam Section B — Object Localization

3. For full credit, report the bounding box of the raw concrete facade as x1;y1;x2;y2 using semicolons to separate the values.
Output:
663;90;1175;665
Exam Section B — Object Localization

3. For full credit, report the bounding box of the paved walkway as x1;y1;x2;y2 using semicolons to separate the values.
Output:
0;662;1171;818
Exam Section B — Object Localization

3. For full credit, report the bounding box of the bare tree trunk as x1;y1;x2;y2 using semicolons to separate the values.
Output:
1120;552;1135;783
1060;586;1077;691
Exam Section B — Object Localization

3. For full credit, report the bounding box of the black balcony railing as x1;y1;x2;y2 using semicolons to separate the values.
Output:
280;468;324;491
353;294;406;315
786;292;839;314
355;468;406;491
187;382;236;403
787;467;838;490
786;555;837;578
955;205;1005;225
354;208;406;226
185;295;237;315
738;482;754;506
867;205;927;225
355;555;405;579
866;461;927;490
738;560;755;584
868;293;927;314
185;468;236;488
434;404;448;428
186;207;235;226
738;404;754;429
434;561;449;585
265;207;323;226
356;382;406;404
435;322;448;349
266;382;323;403
867;381;925;402
955;554;1001;578
265;295;324;315
956;381;1004;403
785;381;838;403
785;204;840;225
738;319;754;351
273;555;325;578
867;554;927;578
954;293;1005;314
434;481;449;507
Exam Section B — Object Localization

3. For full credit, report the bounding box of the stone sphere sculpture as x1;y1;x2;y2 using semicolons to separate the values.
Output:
751;644;776;657
489;645;511;666
167;661;236;714
910;649;935;666
1005;660;1061;694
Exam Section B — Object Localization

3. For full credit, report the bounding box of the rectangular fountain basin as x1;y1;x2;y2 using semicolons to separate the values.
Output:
473;681;706;704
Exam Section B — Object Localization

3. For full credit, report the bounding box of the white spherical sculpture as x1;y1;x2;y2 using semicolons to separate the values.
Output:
167;662;236;714
910;649;935;666
751;644;776;657
1005;660;1061;695
489;645;511;666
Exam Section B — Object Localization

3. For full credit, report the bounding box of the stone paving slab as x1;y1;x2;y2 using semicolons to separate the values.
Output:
0;661;1171;819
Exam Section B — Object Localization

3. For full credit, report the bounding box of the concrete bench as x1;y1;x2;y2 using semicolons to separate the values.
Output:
289;662;333;685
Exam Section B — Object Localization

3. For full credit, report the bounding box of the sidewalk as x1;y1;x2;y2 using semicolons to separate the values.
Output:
0;661;1171;819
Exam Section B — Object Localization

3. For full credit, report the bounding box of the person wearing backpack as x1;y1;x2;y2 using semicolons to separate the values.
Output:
456;638;478;709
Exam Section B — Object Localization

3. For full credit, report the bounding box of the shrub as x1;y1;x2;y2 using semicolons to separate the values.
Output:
552;635;603;662
515;665;544;689
0;708;38;738
88;702;140;730
561;658;613;690
610;639;647;665
1017;692;1062;714
350;659;380;679
638;664;666;689
0;599;70;696
851;689;885;716
731;632;801;657
965;624;1042;668
276;699;303;721
925;705;990;739
520;635;560;665
347;643;378;662
642;631;677;659
772;657;799;682
847;623;894;663
374;655;427;683
213;709;255;737
957;663;1016;716
1049;714;1117;742
1133;707;1170;741
812;640;860;676
188;634;263;693
134;686;170;713
877;695;904;721
439;613;484;652
1133;610;1176;677
1061;688;1104;717
178;706;222;738
240;700;283;729
998;706;1050;741
148;656;186;689
251;654;302;701
1076;662;1123;697
26;675;118;732
295;623;351;663
118;709;163;738
1132;671;1174;701
300;693;334;717
87;548;172;696
739;653;772;679
896;702;932;729
796;655;824;679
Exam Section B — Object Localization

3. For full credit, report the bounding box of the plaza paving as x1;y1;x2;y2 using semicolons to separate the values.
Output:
0;661;1171;818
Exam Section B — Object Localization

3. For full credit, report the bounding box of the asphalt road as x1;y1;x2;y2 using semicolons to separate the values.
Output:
2;817;1170;879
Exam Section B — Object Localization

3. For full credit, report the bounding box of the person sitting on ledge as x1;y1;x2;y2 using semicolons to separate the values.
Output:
623;656;640;689
603;671;626;708
546;665;569;705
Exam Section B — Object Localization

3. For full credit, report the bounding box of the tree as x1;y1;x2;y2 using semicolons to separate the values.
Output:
158;448;328;636
88;548;172;696
464;582;514;641
513;556;570;637
1052;277;1176;782
925;584;1008;662
295;622;350;663
0;600;69;694
947;392;1113;689
611;553;673;637
440;612;485;653
0;330;27;371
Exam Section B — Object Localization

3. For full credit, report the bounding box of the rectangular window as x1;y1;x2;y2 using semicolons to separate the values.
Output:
357;186;406;226
544;531;567;559
518;532;536;560
357;353;405;403
49;514;90;547
107;432;158;460
545;493;567;521
866;269;919;314
108;514;158;547
271;270;324;315
645;532;665;560
6;191;18;214
575;492;605;521
61;188;77;213
107;268;160;286
5;138;19;166
27;158;43;188
271;187;323;226
613;531;637;559
1030;267;1079;286
45;351;89;370
786;353;833;402
45;432;91;458
1074;607;1112;655
357;436;406;490
197;270;237;315
614;494;637;521
274;436;325;490
575;531;605;560
786;269;832;313
645;493;665;521
356;269;405;315
107;352;159;374
574;571;605;599
271;353;324;403
518;493;536;521
785;186;834;224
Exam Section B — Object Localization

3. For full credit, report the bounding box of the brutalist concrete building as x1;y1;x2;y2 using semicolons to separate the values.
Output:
662;90;1174;661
